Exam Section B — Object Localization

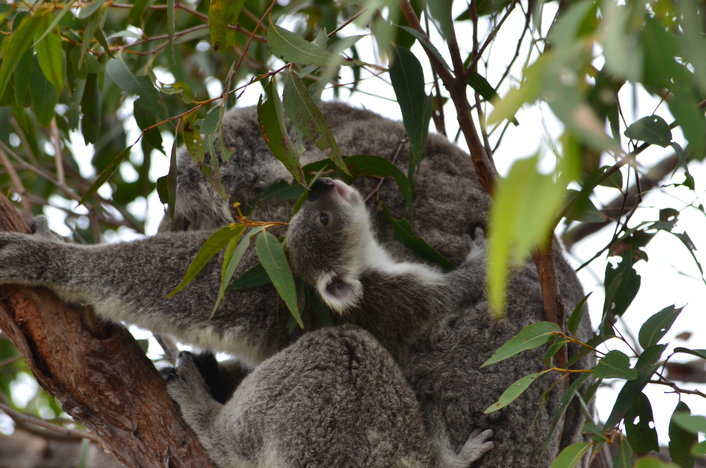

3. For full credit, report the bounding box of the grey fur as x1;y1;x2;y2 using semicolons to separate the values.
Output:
0;102;592;466
168;326;493;468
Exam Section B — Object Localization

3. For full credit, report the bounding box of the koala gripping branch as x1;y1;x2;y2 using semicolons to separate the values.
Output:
0;195;213;467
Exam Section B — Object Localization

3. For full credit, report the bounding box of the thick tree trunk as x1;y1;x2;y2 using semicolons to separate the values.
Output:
0;194;212;467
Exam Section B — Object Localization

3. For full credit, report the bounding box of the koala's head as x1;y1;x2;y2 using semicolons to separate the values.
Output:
286;178;373;313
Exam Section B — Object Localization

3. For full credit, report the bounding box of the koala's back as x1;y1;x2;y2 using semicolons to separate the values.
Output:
179;102;592;466
217;326;435;468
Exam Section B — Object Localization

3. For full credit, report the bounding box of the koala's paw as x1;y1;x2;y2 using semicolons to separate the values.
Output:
165;351;212;407
458;429;494;464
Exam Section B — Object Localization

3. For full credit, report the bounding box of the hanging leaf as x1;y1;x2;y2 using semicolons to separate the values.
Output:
283;72;349;175
256;230;303;329
389;45;432;182
482;322;561;368
208;0;245;50
483;371;546;413
0;14;42;98
35;14;64;93
669;402;697;468
625;393;659;455
257;79;305;186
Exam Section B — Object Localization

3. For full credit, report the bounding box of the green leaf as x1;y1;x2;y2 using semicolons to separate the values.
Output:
488;56;547;126
106;54;163;116
483;371;545;413
267;22;339;68
694;441;706;457
81;73;102;144
625;393;658;456
600;2;642;82
257;79;305;186
208;0;245;50
181;107;205;164
78;0;106;19
613;434;634;468
487;153;576;316
34;14;64;93
426;0;453;39
603;345;665;429
567;293;591;335
0;14;42;98
29;58;57;126
168;225;243;297
550;442;591;468
256;230;303;329
669;402;697;468
603;253;641;317
482;322;561;368
80;145;133;204
380;203;455;271
468;72;518;125
624;116;672;147
593;350;636;380
283;72;349;175
389;46;432;182
673;348;706;360
229;264;270;290
634;458;679;468
673;414;706;435
301;154;414;210
638;305;683;349
211;225;251;318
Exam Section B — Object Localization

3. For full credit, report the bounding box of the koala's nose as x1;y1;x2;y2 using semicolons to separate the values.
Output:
309;177;335;201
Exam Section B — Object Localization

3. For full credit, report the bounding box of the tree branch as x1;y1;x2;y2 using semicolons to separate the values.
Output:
0;194;212;467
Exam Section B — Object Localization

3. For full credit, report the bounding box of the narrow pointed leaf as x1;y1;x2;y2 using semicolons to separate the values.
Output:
35;14;64;93
283;72;349;175
550;442;591;468
168;225;242;297
256;230;303;329
257;80;305;186
483;371;545;413
211;226;251;318
0;14;42;97
482;321;561;368
268;23;339;68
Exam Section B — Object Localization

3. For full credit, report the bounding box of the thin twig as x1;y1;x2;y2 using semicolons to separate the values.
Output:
0;402;100;443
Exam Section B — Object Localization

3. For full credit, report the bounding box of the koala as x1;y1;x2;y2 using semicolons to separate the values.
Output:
166;326;494;468
0;102;592;466
286;177;486;365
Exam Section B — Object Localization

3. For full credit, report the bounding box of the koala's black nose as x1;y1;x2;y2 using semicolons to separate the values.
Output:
309;177;335;201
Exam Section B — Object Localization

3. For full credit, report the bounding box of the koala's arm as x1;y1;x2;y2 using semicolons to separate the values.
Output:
0;230;291;363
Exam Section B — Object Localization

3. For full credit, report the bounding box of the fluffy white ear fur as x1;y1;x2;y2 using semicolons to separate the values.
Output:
316;271;362;314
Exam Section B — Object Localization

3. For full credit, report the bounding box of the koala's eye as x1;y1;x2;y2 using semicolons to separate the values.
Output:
319;212;330;226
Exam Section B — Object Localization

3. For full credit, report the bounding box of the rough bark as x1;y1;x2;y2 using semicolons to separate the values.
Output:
0;194;212;467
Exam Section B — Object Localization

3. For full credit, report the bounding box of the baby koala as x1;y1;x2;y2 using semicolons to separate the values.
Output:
286;177;486;364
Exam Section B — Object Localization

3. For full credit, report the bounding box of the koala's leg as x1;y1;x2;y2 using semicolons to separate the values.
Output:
166;352;236;467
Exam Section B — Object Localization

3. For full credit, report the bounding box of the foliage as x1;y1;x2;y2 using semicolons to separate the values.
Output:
0;0;705;465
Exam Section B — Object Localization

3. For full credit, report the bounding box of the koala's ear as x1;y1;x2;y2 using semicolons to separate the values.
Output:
316;272;362;314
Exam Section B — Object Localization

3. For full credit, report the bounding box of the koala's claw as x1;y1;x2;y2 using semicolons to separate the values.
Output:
459;428;494;463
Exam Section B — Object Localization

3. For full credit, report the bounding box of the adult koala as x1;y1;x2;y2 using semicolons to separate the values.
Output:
0;102;591;466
